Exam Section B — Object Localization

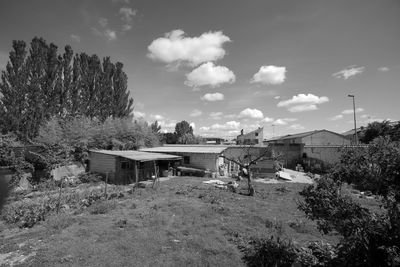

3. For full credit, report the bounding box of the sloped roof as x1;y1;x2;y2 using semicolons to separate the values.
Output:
265;129;346;142
140;145;228;154
89;150;182;162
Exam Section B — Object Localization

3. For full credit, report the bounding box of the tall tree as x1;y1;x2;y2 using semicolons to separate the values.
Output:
112;62;133;118
0;40;29;135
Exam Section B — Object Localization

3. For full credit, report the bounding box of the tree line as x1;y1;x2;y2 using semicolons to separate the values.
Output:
0;37;133;139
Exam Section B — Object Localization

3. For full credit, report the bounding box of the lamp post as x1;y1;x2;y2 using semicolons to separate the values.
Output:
348;94;358;145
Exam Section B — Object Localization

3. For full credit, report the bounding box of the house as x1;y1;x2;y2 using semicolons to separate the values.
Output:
264;130;351;170
201;137;227;145
140;145;228;173
236;127;264;145
88;150;182;184
141;144;274;178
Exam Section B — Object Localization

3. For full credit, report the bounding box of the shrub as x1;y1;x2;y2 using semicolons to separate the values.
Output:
46;213;76;231
1;198;57;228
299;176;400;266
89;200;115;215
78;172;103;183
332;136;400;200
242;236;297;267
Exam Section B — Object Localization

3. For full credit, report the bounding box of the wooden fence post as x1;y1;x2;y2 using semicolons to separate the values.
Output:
105;172;108;198
57;178;63;214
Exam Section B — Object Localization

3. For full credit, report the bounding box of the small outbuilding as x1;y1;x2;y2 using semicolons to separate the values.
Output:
88;150;182;184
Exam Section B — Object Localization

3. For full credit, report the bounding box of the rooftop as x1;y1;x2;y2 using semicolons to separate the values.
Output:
265;129;345;142
140;145;228;154
89;150;182;162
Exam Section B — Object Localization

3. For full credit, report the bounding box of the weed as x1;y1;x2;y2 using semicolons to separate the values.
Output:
46;213;76;231
288;218;309;234
89;200;115;215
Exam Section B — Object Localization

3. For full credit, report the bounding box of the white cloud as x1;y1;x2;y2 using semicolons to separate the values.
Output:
238;108;264;119
277;93;329;112
224;114;237;119
210;112;223;120
122;24;132;31
150;114;164;120
98;17;108;27
104;29;117;41
70;34;81;42
119;7;137;23
92;18;117;41
341;108;364;115
134;111;145;118
332;65;365;80
200;126;210;131
329;114;344;121
201;92;224;102
273;118;297;125
147;29;231;66
378;66;389;72
262;117;274;123
289;124;305;130
274;96;281;100
190;109;202;117
288;104;318;112
185;62;235;88
190;122;196;129
211;121;240;130
251;65;286;85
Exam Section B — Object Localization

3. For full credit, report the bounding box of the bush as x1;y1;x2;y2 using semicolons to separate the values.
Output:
1;198;57;228
46;213;76;231
332;136;400;200
89;200;115;215
78;172;103;183
242;236;298;267
299;176;400;266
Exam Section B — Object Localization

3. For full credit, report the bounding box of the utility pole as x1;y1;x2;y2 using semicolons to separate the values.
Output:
272;124;275;137
348;94;358;145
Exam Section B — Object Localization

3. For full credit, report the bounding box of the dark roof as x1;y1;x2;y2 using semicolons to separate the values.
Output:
89;150;182;162
265;129;346;142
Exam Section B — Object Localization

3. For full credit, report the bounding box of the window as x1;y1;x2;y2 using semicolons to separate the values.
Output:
121;161;129;169
183;156;190;164
255;133;259;137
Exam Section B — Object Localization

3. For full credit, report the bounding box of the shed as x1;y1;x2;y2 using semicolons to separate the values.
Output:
140;145;228;173
88;150;182;184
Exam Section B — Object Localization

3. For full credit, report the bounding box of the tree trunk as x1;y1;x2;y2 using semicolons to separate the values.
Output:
247;172;255;196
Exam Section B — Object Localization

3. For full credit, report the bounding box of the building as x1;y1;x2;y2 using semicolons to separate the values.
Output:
88;150;182;184
236;127;264;145
265;129;350;146
264;130;351;170
141;144;274;178
140;145;228;173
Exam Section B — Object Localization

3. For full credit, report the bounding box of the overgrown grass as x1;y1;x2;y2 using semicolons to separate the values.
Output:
1;177;379;266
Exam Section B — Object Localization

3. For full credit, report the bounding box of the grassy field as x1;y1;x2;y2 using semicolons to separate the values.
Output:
0;177;377;267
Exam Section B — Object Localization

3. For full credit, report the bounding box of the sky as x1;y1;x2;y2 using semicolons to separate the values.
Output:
0;0;399;139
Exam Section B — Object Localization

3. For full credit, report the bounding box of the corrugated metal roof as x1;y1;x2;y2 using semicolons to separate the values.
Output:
140;145;228;154
89;150;182;162
265;130;345;142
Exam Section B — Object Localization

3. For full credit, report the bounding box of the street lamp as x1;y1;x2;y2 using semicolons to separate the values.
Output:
348;94;358;145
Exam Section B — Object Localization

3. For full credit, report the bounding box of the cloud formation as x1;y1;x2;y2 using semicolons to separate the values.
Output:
273;118;297;125
378;67;389;72
277;93;329;113
262;117;274;123
251;65;286;85
119;7;137;31
209;112;223;120
185;62;235;88
289;124;305;130
201;92;224;101
92;18;117;41
210;121;240;130
147;30;231;66
341;107;364;114
238;108;264;119
328;114;343;121
332;65;365;80
150;114;164;120
189;109;202;117
134;111;145;118
70;34;81;43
